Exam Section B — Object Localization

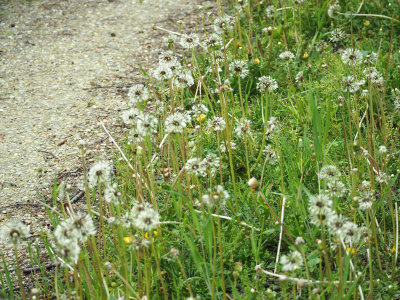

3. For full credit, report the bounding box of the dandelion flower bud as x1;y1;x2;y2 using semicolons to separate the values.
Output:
104;261;113;271
248;177;258;189
295;236;305;245
170;248;179;258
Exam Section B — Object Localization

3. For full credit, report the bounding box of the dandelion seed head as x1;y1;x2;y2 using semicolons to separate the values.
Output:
326;180;347;198
0;220;29;247
128;84;149;105
263;145;279;165
104;183;121;204
327;1;340;18
185;157;207;177
121;108;143;125
153;64;173;81
341;48;363;66
207;116;226;131
234;118;252;138
204;33;223;48
180;33;199;49
280;251;303;272
355;191;374;210
257;76;278;93
279;51;295;61
88;161;112;188
329;28;345;42
165;112;189;133
229;60;249;78
319;165;340;182
213;15;234;33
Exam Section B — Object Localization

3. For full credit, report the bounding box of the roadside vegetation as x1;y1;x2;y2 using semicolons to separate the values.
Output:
1;0;400;298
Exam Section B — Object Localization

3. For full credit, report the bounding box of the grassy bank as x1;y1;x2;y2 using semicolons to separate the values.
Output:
1;0;400;298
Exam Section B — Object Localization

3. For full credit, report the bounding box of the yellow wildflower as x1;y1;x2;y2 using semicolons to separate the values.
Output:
145;230;158;240
196;114;206;123
123;236;134;244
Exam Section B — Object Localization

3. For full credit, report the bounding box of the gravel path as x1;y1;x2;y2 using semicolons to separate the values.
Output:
0;0;201;208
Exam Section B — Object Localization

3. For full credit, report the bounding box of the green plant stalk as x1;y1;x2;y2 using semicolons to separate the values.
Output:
81;147;92;215
97;184;106;254
13;243;26;300
250;93;269;172
216;205;227;299
176;256;194;298
80;260;96;298
237;77;246;117
150;237;168;300
88;237;107;299
208;206;218;299
319;224;331;281
365;213;374;297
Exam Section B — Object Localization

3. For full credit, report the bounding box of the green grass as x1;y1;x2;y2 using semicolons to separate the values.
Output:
1;0;400;298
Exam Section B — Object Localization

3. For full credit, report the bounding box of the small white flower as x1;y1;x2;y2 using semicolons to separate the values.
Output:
376;172;389;184
363;67;383;85
342;75;364;93
308;194;332;216
265;5;275;18
326;180;347;198
355;191;374;210
327;213;346;238
57;242;81;265
173;69;194;88
219;141;236;153
191;104;209;118
70;212;96;243
129;127;144;144
121;108;142;125
158;50;177;65
342;221;361;244
104;183;121;204
248;177;258;189
295;71;304;84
